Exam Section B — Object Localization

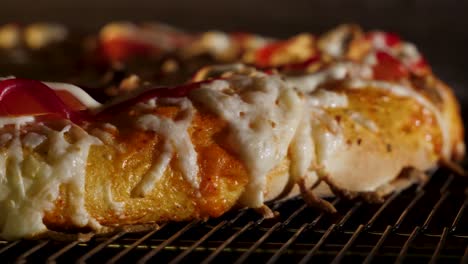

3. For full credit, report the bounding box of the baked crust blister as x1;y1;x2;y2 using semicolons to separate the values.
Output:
0;23;464;240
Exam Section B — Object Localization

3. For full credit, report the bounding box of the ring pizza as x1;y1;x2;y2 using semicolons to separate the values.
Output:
0;23;464;240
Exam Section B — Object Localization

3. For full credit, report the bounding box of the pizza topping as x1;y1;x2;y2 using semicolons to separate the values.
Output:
45;82;102;109
349;112;379;132
99;22;186;61
98;79;211;116
0;78;89;123
253;34;315;68
0;124;101;240
372;51;409;80
408;57;429;75
22;132;46;149
318;24;360;58
289;112;316;184
132;98;198;196
255;41;287;67
366;31;401;49
399;43;430;75
286;63;350;93
308;89;349;109
100;36;154;62
0;116;35;129
191;73;303;207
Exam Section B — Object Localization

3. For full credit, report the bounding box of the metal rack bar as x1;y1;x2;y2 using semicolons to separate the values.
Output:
77;231;126;264
298;224;336;264
137;221;198;264
0;240;20;255
365;191;399;228
46;241;80;264
450;194;468;233
234;222;282;264
336;202;362;229
362;225;393;264
422;192;450;231
395;226;420;264
201;221;253;264
331;224;365;264
394;191;425;229
266;223;308;264
106;226;164;264
429;227;448;264
169;221;227;264
15;240;49;264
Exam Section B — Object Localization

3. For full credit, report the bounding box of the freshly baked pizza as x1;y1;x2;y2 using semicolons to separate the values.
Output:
0;23;463;240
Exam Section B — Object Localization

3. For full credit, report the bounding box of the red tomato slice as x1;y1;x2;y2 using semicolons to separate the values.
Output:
0;78;85;122
373;51;409;80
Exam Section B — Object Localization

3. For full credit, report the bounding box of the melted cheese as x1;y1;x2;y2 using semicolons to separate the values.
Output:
191;74;303;207
22;132;46;149
289;112;315;182
103;180;124;213
349;112;379;132
0;124;101;240
0;116;35;128
310;108;345;162
132;98;198;197
308;90;349;108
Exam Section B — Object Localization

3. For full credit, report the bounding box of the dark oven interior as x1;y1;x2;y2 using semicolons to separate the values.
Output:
0;0;468;263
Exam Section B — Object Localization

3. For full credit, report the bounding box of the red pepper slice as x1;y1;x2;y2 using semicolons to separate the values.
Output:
0;78;86;123
101;37;155;61
98;79;214;116
53;90;88;111
373;51;409;80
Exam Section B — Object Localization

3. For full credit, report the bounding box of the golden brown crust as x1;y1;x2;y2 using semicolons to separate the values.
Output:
43;106;250;232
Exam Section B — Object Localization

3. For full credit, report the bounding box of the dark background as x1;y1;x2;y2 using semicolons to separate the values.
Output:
1;0;467;111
